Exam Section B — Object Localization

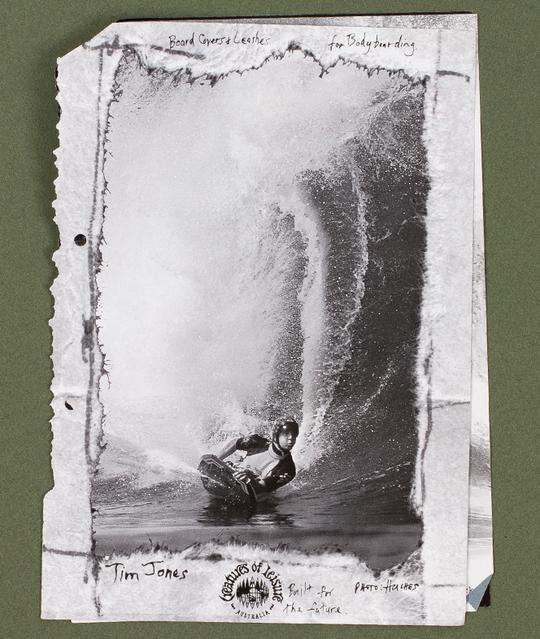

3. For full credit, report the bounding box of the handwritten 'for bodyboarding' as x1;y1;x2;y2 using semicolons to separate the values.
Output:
329;32;416;57
167;31;415;56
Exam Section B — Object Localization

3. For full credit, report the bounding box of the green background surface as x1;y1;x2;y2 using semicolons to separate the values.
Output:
2;0;539;637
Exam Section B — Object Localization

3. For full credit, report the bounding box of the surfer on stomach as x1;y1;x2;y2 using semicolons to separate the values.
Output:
217;418;299;497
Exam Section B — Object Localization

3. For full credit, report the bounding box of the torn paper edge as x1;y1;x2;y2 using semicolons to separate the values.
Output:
466;62;493;611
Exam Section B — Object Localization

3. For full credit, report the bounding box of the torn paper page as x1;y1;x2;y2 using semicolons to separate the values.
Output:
44;19;478;625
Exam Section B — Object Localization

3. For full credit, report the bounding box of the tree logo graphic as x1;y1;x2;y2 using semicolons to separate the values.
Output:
236;576;270;608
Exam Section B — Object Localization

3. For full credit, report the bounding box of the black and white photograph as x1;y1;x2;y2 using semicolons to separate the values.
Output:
43;17;482;624
94;41;429;567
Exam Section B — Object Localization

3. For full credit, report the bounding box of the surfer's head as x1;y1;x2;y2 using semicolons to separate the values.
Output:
272;418;299;453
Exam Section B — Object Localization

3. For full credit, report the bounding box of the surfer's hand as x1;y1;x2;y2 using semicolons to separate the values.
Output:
233;469;257;482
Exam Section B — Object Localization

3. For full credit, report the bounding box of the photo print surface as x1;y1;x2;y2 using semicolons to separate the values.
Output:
43;19;479;625
94;48;427;568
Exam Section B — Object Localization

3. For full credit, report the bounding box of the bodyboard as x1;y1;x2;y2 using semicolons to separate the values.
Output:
198;454;256;507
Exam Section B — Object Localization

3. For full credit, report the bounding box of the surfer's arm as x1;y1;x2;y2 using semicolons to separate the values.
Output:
217;434;267;460
216;438;242;461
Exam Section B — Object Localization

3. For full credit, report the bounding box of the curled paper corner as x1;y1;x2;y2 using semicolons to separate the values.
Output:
467;575;492;611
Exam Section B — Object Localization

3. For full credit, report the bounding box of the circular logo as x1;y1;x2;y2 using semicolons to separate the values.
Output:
220;561;283;619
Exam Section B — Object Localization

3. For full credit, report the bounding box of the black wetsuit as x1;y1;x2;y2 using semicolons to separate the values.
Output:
235;434;296;493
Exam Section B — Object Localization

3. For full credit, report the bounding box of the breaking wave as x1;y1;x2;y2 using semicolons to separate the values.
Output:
98;51;429;498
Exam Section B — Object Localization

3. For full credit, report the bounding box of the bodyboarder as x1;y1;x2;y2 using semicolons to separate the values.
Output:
215;418;299;499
